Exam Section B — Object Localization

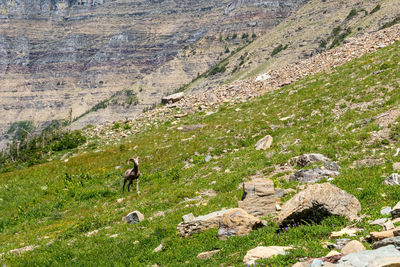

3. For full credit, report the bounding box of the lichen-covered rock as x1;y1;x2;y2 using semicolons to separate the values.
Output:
238;178;276;217
278;183;361;225
217;208;263;240
177;209;233;237
124;211;144;224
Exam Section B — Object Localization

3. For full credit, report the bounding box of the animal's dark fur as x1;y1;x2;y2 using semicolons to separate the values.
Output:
122;157;141;194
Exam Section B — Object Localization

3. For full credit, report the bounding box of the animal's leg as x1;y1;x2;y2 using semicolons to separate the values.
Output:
136;178;140;194
122;179;127;193
127;180;133;192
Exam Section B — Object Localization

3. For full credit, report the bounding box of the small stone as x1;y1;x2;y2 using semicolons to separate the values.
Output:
204;155;212;162
197;249;220;260
340;240;365;254
255;135;273;150
380;206;392;215
383;173;400;186
393;162;400;171
369;218;387;226
153;243;163;253
124;211;144;224
182;213;195;223
391;201;400;219
276;204;281;211
383;220;394;231
370;226;400;241
243;246;292;265
326;250;341;257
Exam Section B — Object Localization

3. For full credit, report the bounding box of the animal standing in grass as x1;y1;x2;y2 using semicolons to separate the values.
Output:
123;157;141;194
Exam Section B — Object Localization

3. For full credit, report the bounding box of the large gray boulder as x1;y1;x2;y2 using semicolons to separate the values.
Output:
177;209;233;237
238;178;276;217
278;183;361;225
217;208;263;240
336;245;400;267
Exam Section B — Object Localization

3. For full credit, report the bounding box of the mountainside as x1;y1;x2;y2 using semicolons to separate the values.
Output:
0;21;399;266
0;0;307;149
184;0;400;91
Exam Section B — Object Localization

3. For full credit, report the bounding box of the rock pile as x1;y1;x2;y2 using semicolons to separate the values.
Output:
290;154;340;183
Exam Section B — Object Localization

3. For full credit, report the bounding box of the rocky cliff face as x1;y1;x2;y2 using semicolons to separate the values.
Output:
0;0;306;148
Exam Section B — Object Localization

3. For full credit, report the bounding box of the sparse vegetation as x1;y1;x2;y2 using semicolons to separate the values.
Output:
370;4;381;15
346;8;358;20
380;15;400;30
271;44;288;56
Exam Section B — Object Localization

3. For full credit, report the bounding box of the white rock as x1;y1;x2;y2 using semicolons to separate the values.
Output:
255;135;273;150
243;246;292;265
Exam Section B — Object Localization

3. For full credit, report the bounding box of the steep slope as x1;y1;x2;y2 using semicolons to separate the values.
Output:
0;0;307;148
185;0;400;92
0;28;399;266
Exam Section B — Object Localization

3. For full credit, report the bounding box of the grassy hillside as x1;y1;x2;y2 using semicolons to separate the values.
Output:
0;41;399;266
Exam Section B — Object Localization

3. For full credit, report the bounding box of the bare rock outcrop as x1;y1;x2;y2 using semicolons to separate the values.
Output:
278;183;361;225
217;208;263;240
238;178;276;217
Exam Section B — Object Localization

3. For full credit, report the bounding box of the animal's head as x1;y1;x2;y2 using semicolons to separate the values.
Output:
128;157;140;166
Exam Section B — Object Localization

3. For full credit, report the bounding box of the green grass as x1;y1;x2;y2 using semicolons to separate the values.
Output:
1;42;400;266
